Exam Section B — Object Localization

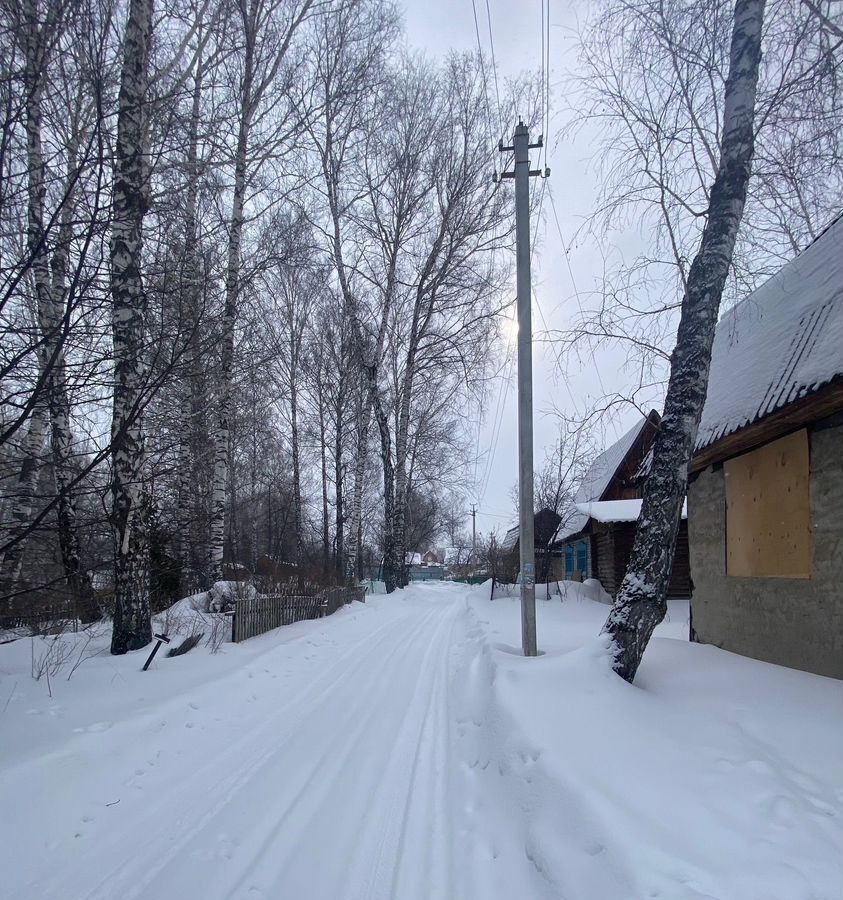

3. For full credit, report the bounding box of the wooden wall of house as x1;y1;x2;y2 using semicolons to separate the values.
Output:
592;526;618;594
670;521;692;598
592;520;691;599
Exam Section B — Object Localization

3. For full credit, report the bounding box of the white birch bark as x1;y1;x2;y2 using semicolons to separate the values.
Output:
0;0;51;593
2;0;94;621
109;0;154;654
603;0;767;682
316;373;330;569
344;385;368;584
0;405;48;594
334;378;346;576
176;51;205;588
49;129;98;622
206;0;314;583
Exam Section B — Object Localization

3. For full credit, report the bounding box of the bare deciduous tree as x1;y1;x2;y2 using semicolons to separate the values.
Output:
602;0;767;682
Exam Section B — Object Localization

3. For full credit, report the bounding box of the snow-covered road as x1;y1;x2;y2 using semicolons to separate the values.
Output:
2;584;547;900
4;581;840;900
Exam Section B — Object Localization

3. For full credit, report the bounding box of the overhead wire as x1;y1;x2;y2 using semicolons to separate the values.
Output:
484;0;504;139
543;0;551;170
471;0;507;509
548;187;607;396
470;0;500;171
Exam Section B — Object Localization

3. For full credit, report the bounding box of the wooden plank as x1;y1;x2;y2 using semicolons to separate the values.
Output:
724;428;811;578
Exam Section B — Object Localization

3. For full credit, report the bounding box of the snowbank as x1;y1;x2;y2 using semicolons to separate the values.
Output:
461;583;843;899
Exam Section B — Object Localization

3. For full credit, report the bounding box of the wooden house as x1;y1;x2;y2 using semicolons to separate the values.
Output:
551;411;692;598
688;213;843;678
500;508;563;581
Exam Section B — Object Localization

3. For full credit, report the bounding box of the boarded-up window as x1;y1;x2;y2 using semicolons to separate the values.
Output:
724;429;811;578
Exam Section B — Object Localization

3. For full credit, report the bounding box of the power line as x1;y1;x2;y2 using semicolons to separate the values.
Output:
478;347;513;506
543;0;551;171
547;187;607;396
540;0;546;143
484;0;503;139
470;0;499;169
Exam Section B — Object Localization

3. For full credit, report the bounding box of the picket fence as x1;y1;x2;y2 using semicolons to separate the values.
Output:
231;586;366;643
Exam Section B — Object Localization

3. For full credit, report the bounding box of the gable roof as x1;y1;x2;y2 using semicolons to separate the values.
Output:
501;525;518;552
556;415;651;542
696;213;843;453
501;508;563;552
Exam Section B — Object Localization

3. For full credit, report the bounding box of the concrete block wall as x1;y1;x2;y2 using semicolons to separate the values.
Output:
688;421;843;679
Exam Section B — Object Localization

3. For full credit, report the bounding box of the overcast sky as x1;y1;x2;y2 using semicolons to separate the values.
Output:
400;0;653;540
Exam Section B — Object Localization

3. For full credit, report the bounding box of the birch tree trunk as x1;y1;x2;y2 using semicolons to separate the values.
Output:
365;364;398;592
0;406;48;594
208;49;251;583
206;0;313;582
109;0;154;654
177;51;205;589
603;0;766;682
344;380;368;585
334;388;345;576
49;134;98;622
290;348;303;578
2;0;95;622
1;0;51;594
317;377;330;570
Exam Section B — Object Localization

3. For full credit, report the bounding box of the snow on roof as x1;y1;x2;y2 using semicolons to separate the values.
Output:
555;416;650;542
696;213;843;452
575;417;648;505
575;499;687;523
500;526;519;552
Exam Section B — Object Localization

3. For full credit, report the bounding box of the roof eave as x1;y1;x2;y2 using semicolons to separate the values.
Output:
691;377;843;472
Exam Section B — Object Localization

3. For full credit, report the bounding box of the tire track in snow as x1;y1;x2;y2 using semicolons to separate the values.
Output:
210;602;454;900
343;599;458;900
17;603;425;900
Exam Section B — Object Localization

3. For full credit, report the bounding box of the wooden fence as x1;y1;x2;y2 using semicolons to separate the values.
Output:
231;585;366;643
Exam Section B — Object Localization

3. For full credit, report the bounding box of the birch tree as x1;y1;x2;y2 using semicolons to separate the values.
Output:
603;0;767;681
109;0;155;653
207;0;316;583
562;0;841;401
0;0;100;620
303;0;396;584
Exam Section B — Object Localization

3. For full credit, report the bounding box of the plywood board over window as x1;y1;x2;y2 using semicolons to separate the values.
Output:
725;428;811;578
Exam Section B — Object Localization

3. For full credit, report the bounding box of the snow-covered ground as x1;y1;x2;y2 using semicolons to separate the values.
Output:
1;582;840;899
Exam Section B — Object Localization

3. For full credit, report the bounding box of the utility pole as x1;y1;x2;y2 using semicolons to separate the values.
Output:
496;121;549;657
471;504;476;565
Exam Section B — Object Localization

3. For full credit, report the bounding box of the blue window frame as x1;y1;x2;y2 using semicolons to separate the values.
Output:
565;541;588;578
576;541;588;575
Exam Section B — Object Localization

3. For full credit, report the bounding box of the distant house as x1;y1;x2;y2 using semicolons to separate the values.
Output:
422;549;441;565
443;546;469;567
551;411;691;598
688;213;843;679
501;508;563;580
